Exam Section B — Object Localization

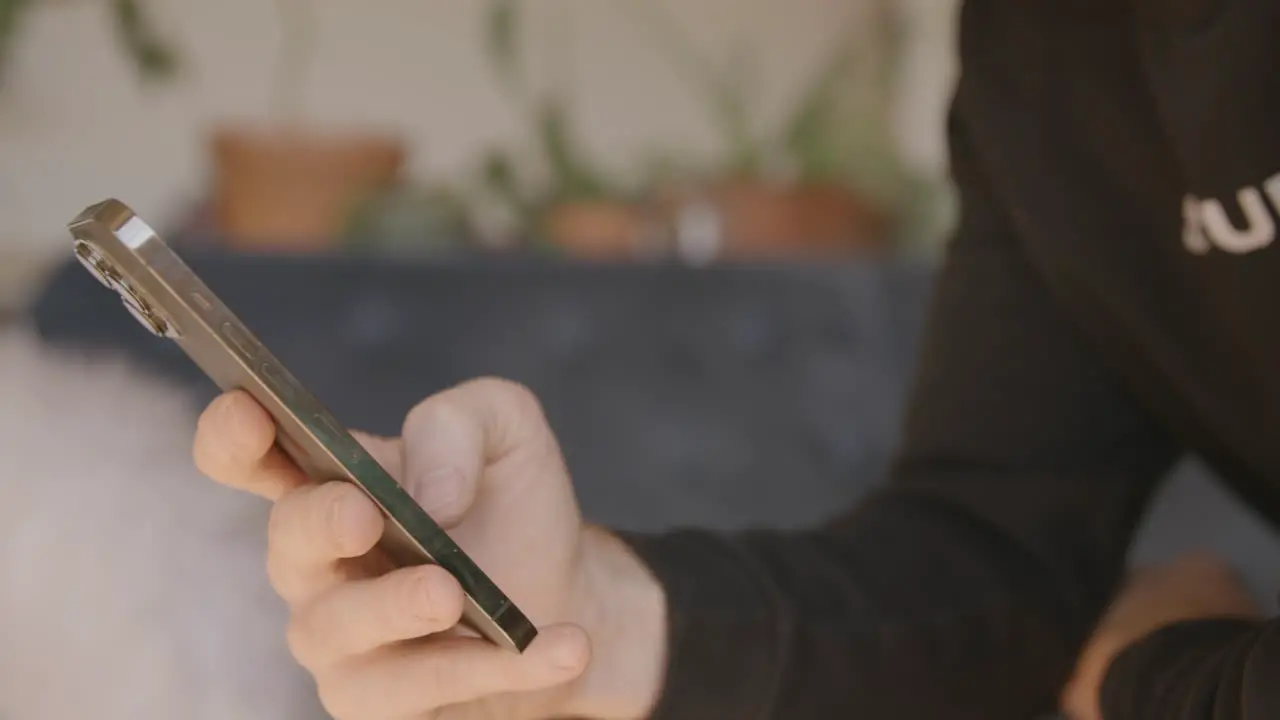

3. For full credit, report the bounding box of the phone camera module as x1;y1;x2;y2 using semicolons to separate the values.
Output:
73;241;122;289
72;238;177;338
118;287;173;338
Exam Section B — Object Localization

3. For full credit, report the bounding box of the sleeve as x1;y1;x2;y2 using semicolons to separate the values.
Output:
619;20;1182;720
1099;618;1280;718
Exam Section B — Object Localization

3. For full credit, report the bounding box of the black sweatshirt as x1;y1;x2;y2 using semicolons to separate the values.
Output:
624;1;1280;718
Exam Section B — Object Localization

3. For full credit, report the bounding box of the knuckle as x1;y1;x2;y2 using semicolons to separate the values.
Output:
474;377;544;419
407;377;549;438
468;377;553;456
277;483;349;556
404;393;467;436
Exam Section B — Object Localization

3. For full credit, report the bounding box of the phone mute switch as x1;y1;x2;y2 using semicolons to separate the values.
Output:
259;361;296;403
221;321;259;361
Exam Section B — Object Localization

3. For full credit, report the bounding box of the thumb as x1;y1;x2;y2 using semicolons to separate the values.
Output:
400;378;552;526
431;624;592;720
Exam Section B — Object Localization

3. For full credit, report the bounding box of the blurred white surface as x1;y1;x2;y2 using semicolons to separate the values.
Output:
0;249;58;312
0;328;322;719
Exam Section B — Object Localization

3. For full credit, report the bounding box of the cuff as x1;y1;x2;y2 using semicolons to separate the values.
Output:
617;529;789;720
1100;617;1261;719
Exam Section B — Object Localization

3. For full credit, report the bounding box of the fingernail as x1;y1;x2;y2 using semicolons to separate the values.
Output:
409;570;438;622
219;396;247;448
332;493;367;546
222;395;265;459
413;467;465;518
216;393;237;426
547;627;588;671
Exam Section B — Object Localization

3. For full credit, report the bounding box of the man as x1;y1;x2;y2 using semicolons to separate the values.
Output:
191;1;1280;718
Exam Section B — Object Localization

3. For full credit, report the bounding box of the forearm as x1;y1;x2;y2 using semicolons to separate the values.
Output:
619;488;1109;720
583;3;1178;713
1101;619;1280;719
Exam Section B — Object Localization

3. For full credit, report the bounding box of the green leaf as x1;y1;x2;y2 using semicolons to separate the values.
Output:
0;0;35;84
480;149;530;216
778;41;858;183
486;0;520;91
716;46;763;176
621;1;762;177
342;185;477;257
535;96;609;200
112;0;178;79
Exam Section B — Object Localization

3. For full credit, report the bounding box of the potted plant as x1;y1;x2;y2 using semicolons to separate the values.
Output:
472;0;652;261
0;0;407;253
208;0;406;252
635;0;930;261
339;182;479;259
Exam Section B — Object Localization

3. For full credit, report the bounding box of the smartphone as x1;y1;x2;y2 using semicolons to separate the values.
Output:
67;198;537;653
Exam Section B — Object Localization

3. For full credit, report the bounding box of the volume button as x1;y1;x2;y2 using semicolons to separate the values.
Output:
260;361;296;403
221;321;259;361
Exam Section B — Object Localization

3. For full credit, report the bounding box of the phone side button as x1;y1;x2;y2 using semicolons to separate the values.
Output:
259;361;297;403
221;322;259;362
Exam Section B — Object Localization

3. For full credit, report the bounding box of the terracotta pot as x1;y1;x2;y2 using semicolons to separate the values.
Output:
660;181;889;260
541;200;652;260
210;125;406;251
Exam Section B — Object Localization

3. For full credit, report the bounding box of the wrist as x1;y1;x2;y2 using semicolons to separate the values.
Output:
566;525;668;720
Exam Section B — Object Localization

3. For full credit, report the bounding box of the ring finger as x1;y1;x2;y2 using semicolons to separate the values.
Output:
287;564;465;670
316;624;590;720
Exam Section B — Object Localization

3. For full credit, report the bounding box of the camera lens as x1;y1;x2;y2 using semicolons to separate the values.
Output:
119;289;171;337
72;241;120;289
72;238;178;338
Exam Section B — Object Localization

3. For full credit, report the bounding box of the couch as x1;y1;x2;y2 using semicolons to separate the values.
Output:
23;250;1280;719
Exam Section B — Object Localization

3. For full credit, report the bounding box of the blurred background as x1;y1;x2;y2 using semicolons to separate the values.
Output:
0;0;956;270
0;2;1278;719
1;0;968;538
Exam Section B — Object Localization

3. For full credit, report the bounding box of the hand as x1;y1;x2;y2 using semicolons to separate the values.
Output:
193;378;667;720
1060;552;1262;720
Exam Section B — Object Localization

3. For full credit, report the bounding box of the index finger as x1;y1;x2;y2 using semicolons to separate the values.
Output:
193;391;307;501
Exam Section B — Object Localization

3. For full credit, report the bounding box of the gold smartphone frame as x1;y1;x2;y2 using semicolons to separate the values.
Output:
67;199;537;653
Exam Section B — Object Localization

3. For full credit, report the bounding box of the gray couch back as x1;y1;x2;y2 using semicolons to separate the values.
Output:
28;253;1280;603
30;254;931;532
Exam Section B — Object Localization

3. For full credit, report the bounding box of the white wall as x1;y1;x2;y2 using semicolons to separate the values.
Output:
0;0;958;254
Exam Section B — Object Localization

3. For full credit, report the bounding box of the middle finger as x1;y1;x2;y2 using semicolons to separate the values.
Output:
266;480;384;605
